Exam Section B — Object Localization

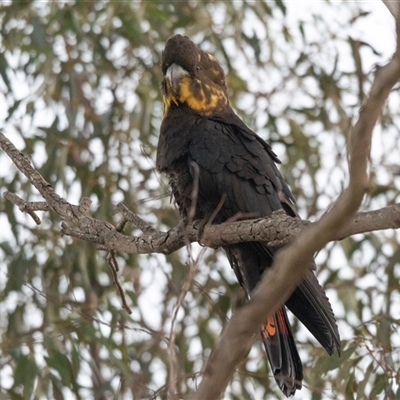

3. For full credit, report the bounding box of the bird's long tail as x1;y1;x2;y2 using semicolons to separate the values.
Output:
286;269;341;356
225;242;340;397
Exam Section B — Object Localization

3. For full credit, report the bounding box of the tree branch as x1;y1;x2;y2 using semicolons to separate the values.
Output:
382;0;399;20
1;141;400;258
3;191;49;224
1;131;400;256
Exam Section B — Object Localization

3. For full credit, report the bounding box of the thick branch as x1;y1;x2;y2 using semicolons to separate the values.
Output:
1;133;400;256
1;145;399;256
200;204;400;249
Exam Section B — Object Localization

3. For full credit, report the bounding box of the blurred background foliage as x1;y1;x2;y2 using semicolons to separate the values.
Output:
0;1;399;399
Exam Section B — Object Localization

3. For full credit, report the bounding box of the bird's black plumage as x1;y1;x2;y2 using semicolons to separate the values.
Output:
157;34;341;397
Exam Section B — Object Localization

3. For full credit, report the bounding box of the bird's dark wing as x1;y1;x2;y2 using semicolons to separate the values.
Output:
188;116;292;221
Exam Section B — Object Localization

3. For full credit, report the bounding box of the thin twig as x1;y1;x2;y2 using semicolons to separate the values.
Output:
3;191;50;224
117;203;158;235
106;206;133;313
106;251;132;314
168;248;206;399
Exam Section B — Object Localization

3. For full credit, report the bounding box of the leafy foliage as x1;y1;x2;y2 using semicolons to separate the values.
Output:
0;1;399;399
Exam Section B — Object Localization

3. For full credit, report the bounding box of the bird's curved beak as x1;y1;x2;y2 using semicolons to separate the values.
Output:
165;63;188;96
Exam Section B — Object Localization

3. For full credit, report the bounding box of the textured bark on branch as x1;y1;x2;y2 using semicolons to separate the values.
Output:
1;132;400;257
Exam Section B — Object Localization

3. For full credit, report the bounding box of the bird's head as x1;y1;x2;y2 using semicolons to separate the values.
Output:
161;34;229;117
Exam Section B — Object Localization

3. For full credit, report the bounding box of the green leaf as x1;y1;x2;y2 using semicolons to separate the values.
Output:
13;354;38;399
45;351;73;387
370;374;386;398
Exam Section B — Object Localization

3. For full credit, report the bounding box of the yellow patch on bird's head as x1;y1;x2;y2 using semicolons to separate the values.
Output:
177;74;228;116
162;76;179;112
161;34;230;117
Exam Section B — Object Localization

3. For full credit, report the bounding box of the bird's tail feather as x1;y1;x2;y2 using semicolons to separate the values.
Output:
285;270;341;355
261;307;303;397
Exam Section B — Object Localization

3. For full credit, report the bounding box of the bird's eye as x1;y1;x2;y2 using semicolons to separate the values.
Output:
196;65;201;71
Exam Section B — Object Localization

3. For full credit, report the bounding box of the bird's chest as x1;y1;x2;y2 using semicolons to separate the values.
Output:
157;110;202;218
157;107;198;171
166;159;197;218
